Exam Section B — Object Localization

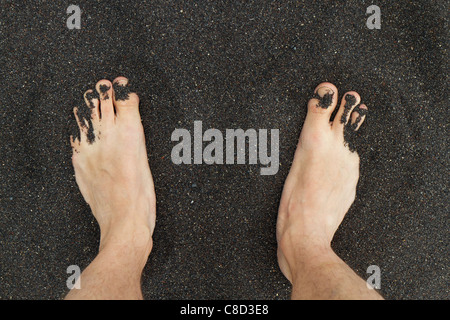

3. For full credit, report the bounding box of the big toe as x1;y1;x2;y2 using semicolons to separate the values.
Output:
305;82;338;127
112;77;140;117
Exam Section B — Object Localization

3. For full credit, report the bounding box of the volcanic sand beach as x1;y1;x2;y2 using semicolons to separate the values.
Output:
0;1;448;299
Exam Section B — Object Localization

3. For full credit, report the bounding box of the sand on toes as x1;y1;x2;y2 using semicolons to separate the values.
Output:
276;82;368;282
70;77;156;250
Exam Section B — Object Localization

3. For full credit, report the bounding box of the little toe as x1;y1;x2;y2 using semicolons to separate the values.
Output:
84;89;100;121
73;107;86;135
95;79;114;122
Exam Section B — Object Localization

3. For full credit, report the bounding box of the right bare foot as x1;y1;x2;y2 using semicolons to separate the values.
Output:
70;77;156;255
277;82;367;283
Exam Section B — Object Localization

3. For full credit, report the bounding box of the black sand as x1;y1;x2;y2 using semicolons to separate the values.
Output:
112;82;131;101
312;91;334;109
0;1;448;299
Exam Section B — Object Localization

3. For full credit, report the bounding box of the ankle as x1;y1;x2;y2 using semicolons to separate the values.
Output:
99;219;153;256
96;232;153;280
279;226;335;276
289;245;338;284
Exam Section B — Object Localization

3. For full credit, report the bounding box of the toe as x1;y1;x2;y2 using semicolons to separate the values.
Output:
70;135;81;153
333;91;361;132
73;106;96;144
305;82;338;126
95;79;114;122
313;82;338;111
349;104;368;131
112;77;140;118
73;107;87;137
113;76;129;86
84;89;100;121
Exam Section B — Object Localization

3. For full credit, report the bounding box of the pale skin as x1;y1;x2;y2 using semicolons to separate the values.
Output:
66;78;382;300
277;82;383;299
67;77;155;299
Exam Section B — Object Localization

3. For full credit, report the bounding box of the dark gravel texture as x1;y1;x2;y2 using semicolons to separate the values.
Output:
0;1;448;299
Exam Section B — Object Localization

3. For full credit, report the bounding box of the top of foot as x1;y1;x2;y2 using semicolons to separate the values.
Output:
70;77;156;252
277;82;367;282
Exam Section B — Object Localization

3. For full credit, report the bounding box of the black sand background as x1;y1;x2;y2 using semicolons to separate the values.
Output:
0;1;448;299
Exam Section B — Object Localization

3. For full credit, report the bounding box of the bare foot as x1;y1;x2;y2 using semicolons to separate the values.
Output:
277;82;367;283
70;77;156;254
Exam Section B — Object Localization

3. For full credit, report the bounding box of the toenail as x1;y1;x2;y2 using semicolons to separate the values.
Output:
113;82;131;101
356;105;368;117
317;86;333;97
99;84;110;93
345;94;357;105
313;87;334;109
99;84;111;99
114;78;128;85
